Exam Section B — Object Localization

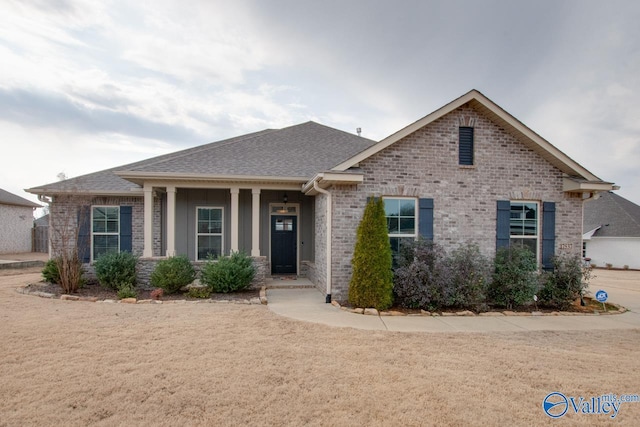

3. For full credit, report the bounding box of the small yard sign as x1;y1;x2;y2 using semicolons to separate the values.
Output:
595;290;608;303
595;290;608;312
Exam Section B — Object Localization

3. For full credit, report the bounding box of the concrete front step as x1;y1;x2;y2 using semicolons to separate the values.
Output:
265;277;315;290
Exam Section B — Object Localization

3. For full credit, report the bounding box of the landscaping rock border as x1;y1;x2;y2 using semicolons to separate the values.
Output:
16;285;270;306
330;300;628;317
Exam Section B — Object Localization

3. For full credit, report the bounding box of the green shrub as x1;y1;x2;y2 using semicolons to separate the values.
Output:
348;197;393;310
393;241;490;311
488;246;538;309
201;251;255;293
117;283;138;299
393;239;446;310
150;255;196;294
443;244;491;310
539;254;589;310
94;251;138;291
42;258;61;284
186;287;211;299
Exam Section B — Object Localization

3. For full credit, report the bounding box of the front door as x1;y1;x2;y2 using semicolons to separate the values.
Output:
271;215;297;275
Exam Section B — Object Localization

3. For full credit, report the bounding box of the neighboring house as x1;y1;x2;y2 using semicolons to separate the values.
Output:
26;90;615;301
583;191;640;269
0;188;41;254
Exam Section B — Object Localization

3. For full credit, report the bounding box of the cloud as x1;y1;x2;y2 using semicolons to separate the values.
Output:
0;87;202;143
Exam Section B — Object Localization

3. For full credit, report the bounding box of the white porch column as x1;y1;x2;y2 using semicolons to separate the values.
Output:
143;184;154;257
230;187;240;253
251;188;261;256
166;185;176;257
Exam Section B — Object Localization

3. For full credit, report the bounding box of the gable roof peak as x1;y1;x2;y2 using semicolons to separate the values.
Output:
331;89;608;186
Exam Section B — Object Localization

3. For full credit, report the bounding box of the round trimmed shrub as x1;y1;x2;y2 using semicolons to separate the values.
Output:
150;255;196;294
93;251;138;291
201;251;255;293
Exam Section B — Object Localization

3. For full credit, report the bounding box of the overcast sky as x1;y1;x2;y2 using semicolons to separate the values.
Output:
2;0;640;214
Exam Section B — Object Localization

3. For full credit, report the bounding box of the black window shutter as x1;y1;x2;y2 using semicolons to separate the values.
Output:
496;200;510;250
418;198;434;240
120;206;133;253
459;127;474;165
541;202;556;271
77;206;91;263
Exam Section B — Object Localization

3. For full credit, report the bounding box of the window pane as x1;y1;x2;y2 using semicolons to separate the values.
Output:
523;219;537;235
399;218;415;234
399;200;415;216
198;235;221;260
524;203;537;219
198;208;210;221
106;219;118;233
93;219;106;233
384;199;399;217
387;217;399;234
510;238;537;256
94;207;106;221
93;235;119;260
106;208;119;220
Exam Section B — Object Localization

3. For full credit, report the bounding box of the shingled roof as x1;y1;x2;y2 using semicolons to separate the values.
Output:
0;188;41;208
27;122;376;195
583;191;640;238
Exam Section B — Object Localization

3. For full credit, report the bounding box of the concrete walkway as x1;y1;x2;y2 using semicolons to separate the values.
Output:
267;271;640;332
0;252;47;269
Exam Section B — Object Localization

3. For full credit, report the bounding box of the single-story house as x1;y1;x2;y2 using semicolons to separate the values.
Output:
0;188;41;254
27;90;615;301
583;191;640;269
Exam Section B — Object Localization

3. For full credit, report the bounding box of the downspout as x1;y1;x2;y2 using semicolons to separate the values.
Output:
313;180;332;303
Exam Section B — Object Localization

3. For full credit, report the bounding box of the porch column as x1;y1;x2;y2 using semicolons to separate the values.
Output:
143;184;153;257
251;188;261;256
166;185;176;257
230;187;240;253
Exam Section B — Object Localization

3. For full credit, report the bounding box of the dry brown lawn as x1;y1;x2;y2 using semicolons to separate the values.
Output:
1;268;639;426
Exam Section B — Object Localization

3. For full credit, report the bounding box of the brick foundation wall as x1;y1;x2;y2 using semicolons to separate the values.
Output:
328;104;584;301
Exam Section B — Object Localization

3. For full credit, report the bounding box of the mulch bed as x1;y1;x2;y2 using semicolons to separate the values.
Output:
24;281;260;302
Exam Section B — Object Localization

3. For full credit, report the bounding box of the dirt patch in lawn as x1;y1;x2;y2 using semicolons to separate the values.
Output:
1;269;639;426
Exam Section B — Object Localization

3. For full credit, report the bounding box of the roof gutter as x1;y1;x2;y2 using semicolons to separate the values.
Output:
313;178;333;303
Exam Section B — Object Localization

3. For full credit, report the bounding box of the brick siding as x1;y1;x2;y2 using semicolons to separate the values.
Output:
326;104;583;301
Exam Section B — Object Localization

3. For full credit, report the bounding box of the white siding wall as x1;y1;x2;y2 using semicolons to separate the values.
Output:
585;237;640;269
0;204;34;253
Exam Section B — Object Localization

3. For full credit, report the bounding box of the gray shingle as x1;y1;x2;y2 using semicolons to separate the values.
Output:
27;122;375;194
125;121;375;177
0;188;41;207
583;191;640;237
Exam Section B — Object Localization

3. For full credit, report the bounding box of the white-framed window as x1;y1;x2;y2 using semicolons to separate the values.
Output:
196;207;223;260
509;201;539;259
92;206;120;260
383;197;417;254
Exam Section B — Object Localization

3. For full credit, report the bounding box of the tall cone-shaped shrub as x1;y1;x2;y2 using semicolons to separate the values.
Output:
348;197;393;310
